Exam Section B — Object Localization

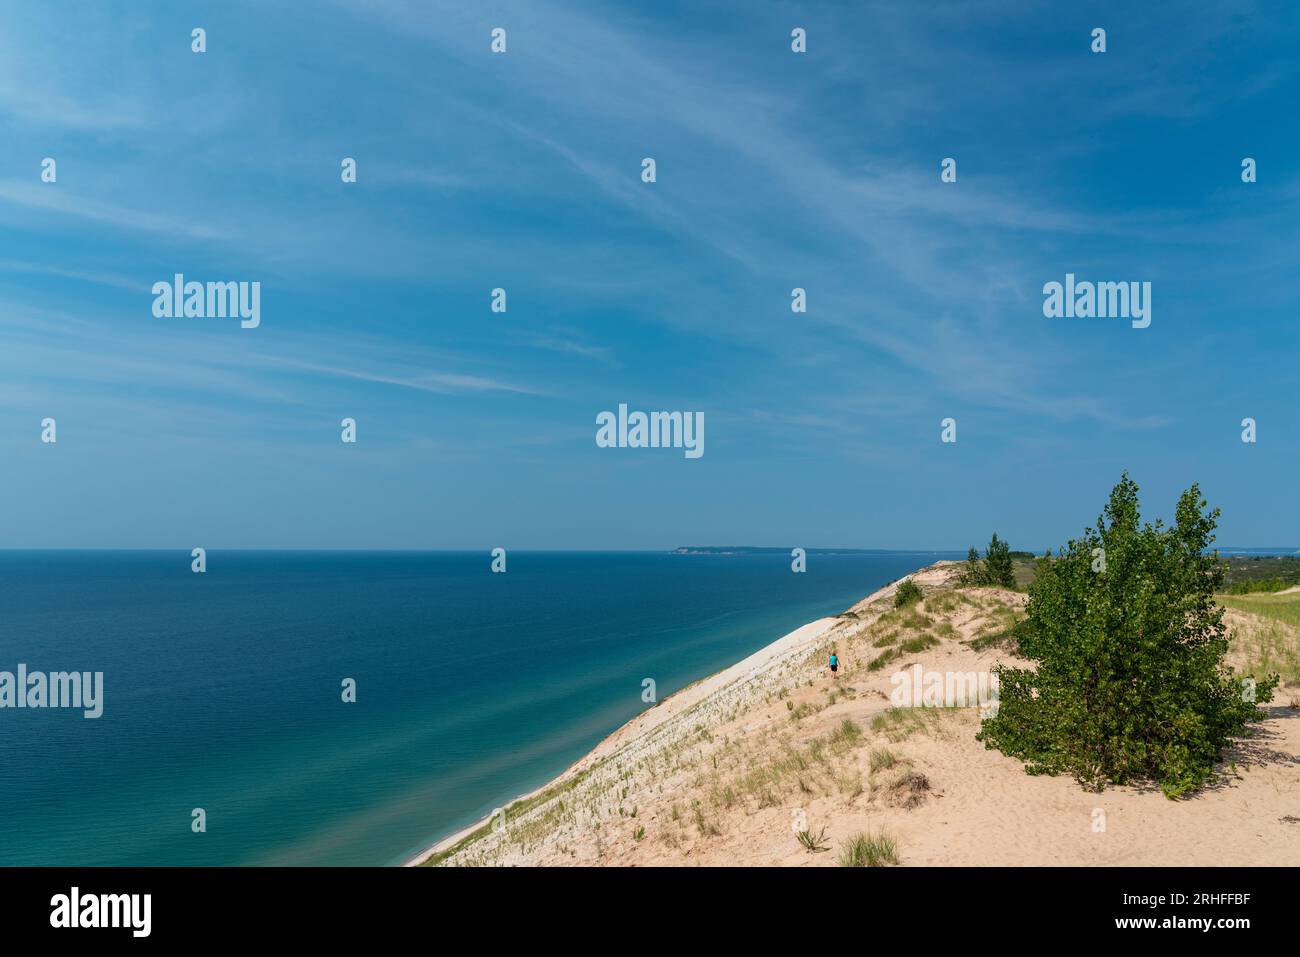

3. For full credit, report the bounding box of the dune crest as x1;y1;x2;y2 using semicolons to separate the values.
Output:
412;562;1300;867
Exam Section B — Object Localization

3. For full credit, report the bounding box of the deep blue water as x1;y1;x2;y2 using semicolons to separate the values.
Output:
0;550;958;866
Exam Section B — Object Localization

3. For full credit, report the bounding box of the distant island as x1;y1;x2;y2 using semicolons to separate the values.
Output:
670;546;947;556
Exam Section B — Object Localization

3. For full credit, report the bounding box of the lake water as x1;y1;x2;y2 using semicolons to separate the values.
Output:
0;549;958;865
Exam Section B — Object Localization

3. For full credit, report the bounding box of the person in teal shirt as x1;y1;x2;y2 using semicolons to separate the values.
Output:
829;651;839;678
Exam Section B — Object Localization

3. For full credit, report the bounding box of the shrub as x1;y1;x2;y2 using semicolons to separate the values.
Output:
978;474;1279;798
1225;578;1291;595
894;579;923;608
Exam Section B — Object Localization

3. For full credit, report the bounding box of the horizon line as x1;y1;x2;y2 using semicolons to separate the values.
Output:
1;546;1297;554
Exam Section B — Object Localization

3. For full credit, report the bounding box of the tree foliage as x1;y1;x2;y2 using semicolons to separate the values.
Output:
983;533;1015;588
961;534;1015;588
977;474;1277;798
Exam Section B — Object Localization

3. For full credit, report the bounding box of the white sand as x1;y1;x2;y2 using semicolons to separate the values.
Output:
408;561;1300;867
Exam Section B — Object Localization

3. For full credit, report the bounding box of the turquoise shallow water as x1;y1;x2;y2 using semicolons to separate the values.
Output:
0;549;957;865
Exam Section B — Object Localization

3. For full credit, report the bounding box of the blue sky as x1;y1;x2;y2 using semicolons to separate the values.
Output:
1;1;1297;550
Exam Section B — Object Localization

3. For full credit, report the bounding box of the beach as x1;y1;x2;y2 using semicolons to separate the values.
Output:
410;560;1300;867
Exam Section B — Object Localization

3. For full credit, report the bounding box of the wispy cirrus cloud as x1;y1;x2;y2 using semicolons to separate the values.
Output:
249;354;546;397
0;180;232;241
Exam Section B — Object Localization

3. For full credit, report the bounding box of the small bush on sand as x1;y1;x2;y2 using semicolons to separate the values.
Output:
894;579;923;608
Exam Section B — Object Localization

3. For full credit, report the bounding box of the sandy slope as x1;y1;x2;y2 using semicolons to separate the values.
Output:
410;562;1300;866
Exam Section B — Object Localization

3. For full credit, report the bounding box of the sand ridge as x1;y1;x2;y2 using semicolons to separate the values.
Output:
411;562;1300;867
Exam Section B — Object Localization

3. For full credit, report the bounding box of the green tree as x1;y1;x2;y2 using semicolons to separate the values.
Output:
983;533;1016;588
961;546;985;585
977;474;1277;798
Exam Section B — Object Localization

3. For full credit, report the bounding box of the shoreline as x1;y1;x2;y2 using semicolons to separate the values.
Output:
402;617;844;866
403;564;951;866
404;558;1299;867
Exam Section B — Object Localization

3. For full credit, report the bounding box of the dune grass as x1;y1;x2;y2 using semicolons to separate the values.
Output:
714;719;865;811
868;634;940;671
869;747;900;771
921;590;973;615
1220;593;1300;684
838;829;899;867
868;706;959;742
966;607;1027;652
1220;592;1300;630
419;765;598;865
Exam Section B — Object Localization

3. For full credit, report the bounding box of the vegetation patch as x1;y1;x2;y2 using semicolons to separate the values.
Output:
796;826;830;852
717;720;866;810
968;616;1029;653
959;534;1017;589
420;765;598;866
869;747;900;772
838;829;899;867
869;634;939;671
894;578;923;607
1221;592;1300;631
978;474;1279;799
923;590;971;615
1223;610;1300;685
885;769;931;809
869;707;950;742
1221;555;1300;591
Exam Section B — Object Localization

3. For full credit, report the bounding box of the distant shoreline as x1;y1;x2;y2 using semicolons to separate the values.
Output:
669;547;957;556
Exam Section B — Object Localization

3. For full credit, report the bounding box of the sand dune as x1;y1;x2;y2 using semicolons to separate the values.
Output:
411;562;1300;866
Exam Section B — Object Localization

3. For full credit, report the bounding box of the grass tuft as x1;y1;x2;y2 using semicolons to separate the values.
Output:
796;826;830;852
838;829;899;867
